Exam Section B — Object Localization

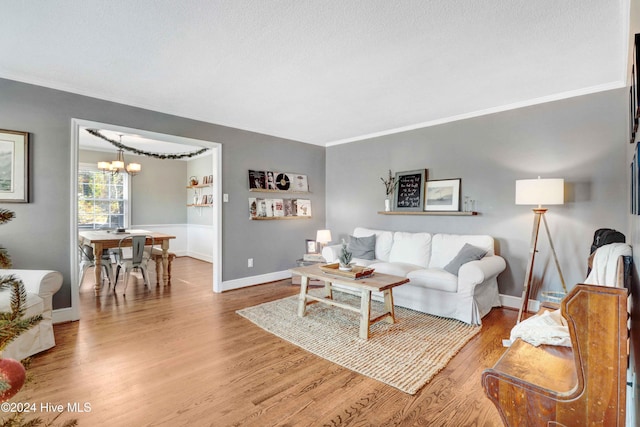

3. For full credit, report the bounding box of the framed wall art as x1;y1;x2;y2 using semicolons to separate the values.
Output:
424;178;461;212
305;239;318;254
394;169;426;211
0;129;29;203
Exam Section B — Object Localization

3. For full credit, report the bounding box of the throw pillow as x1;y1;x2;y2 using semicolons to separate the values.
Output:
348;234;376;260
443;243;487;275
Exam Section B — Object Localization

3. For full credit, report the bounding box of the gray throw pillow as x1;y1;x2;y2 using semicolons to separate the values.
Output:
444;243;487;275
348;234;376;260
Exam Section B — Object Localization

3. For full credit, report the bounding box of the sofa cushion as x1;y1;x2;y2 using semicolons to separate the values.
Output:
353;227;394;261
388;232;432;267
444;243;488;275
429;234;494;269
352;257;378;267
406;268;458;293
369;262;423;277
348;234;376;260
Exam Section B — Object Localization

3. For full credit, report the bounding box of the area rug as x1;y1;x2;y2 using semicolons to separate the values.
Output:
236;290;481;394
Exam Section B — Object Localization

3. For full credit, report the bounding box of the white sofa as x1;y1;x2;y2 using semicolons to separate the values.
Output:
322;227;506;325
0;269;63;360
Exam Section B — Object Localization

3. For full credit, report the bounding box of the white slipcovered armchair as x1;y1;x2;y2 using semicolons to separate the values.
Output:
0;269;63;360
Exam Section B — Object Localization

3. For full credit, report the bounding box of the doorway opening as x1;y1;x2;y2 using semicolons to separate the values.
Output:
69;119;222;321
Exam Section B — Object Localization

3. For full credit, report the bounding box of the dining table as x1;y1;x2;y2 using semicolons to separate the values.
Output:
78;229;176;295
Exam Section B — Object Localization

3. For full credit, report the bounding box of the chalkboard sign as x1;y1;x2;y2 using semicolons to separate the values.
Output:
394;169;426;211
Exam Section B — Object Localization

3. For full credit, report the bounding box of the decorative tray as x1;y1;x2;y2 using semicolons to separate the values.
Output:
319;263;375;279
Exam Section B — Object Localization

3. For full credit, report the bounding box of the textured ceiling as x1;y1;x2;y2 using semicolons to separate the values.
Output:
0;1;628;146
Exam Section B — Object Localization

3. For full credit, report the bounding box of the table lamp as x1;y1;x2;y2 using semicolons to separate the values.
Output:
515;176;566;322
316;230;332;252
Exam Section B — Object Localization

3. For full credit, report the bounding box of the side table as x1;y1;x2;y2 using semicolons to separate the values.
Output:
291;259;324;286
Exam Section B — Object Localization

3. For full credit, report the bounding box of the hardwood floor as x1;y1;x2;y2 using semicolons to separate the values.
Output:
11;257;514;426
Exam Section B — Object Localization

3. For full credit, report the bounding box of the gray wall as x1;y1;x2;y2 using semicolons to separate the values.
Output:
326;89;627;297
223;134;326;279
79;149;187;225
0;78;325;309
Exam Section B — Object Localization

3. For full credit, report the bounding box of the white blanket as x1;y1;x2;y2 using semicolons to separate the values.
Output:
584;243;631;287
509;309;571;347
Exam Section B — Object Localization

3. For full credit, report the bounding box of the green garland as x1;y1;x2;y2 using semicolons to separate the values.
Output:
85;129;210;160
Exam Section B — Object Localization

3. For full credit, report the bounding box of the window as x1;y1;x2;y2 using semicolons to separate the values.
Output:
78;164;129;229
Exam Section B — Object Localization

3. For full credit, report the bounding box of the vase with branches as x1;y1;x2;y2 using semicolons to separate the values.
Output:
380;170;398;211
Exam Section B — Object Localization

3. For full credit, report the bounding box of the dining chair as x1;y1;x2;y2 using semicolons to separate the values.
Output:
114;235;155;295
78;244;114;287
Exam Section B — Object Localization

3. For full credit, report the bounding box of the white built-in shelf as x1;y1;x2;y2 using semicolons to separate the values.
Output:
378;211;478;216
187;204;212;207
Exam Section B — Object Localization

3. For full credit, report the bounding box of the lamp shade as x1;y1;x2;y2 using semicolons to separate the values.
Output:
316;229;332;244
515;178;564;206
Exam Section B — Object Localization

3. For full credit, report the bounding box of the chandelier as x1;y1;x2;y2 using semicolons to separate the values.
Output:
97;135;141;176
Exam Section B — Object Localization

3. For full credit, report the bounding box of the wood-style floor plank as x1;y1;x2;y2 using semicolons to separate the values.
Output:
9;257;514;426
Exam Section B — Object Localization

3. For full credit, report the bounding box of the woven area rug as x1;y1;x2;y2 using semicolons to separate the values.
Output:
236;290;481;394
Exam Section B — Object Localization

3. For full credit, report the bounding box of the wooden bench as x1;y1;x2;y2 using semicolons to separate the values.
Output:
150;248;176;285
482;283;628;426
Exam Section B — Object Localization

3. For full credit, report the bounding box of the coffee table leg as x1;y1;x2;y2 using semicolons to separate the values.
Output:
297;276;309;317
383;289;396;324
324;280;333;299
359;289;372;339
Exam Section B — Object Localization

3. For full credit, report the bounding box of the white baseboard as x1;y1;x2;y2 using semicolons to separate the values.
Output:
186;251;213;263
53;307;77;324
221;270;292;292
499;293;540;313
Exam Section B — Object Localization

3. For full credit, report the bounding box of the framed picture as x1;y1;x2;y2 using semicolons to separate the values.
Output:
394;169;427;211
631;87;636;144
290;173;309;192
424;179;461;211
632;157;637;215
0;129;29;203
636;143;640;215
305;239;318;254
248;170;266;189
635;34;640;117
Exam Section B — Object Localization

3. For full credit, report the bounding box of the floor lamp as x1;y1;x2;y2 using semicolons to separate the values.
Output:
515;177;566;323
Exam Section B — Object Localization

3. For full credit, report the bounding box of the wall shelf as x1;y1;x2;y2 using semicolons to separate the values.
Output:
250;216;312;220
249;188;310;194
188;183;212;207
187;183;213;189
378;211;478;216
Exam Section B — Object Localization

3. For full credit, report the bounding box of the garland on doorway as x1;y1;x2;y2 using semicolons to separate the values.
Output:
85;129;210;160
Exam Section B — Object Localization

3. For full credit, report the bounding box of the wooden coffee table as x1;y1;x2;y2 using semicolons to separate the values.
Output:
289;264;410;339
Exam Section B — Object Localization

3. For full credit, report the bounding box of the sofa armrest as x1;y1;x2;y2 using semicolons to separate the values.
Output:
457;256;506;292
322;244;343;263
0;269;63;300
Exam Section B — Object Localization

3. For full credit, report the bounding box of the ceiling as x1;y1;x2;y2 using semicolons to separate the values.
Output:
0;1;629;147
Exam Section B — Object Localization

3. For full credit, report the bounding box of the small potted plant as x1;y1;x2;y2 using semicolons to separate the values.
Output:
380;169;398;212
338;240;353;271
